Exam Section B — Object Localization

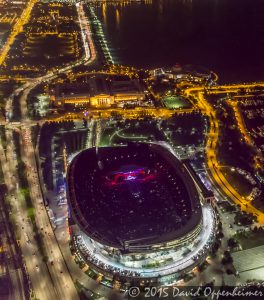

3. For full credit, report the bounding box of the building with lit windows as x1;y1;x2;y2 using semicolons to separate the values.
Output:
51;75;145;109
67;142;216;286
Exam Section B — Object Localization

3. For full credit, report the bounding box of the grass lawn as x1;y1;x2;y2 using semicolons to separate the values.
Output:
251;198;264;213
235;230;264;251
27;207;35;220
111;135;146;146
108;124;165;145
171;133;201;146
121;126;165;140
99;127;117;146
162;95;191;109
221;168;253;197
205;94;226;104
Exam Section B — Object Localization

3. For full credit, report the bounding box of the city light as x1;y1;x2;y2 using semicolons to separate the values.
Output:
0;0;264;298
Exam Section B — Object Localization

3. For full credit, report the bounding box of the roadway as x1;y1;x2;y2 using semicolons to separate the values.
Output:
0;129;58;300
184;87;264;224
1;0;264;293
76;1;96;65
20;125;79;300
228;99;263;168
0;0;99;298
0;0;38;66
0;192;25;300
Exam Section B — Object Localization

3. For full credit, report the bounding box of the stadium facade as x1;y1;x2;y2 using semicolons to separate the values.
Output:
67;142;216;286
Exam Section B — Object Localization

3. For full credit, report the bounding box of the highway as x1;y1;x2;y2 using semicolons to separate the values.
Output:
20;125;79;300
0;129;58;300
0;0;99;298
76;1;96;65
0;190;25;300
0;57;80;300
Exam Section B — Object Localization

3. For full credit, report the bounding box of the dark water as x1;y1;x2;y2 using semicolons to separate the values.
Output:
95;0;264;83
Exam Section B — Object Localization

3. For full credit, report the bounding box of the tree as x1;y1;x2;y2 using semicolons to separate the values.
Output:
227;238;238;249
221;251;233;265
218;221;223;231
217;231;224;239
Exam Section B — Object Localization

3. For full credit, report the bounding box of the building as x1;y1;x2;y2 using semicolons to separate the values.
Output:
51;75;146;109
183;160;215;206
150;65;211;84
67;142;216;286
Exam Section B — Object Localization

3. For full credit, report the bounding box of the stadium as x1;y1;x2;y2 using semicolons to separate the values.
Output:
67;142;216;286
